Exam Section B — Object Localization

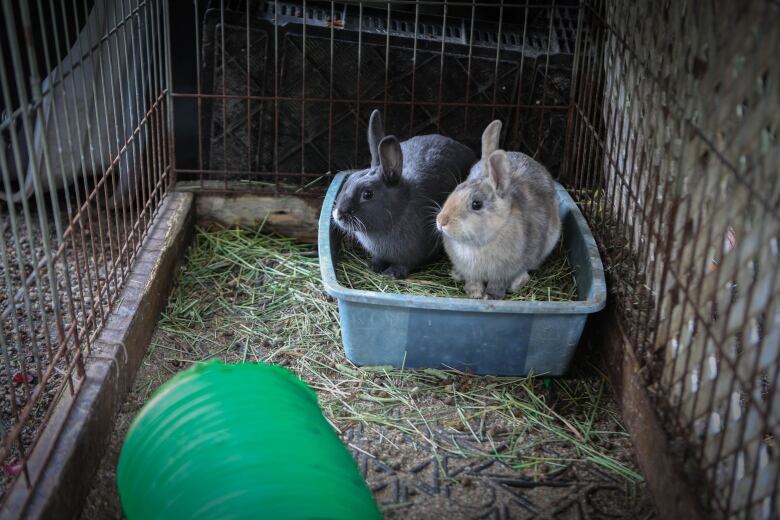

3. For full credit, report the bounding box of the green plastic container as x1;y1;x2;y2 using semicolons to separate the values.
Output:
117;361;381;520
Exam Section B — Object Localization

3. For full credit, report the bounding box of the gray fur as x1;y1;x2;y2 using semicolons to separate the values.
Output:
367;109;384;168
378;135;403;185
480;119;502;160
333;109;476;279
436;120;560;299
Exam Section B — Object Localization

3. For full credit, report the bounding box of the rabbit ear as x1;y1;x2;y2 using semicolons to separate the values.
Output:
487;150;511;196
481;120;502;160
368;109;385;167
378;135;403;185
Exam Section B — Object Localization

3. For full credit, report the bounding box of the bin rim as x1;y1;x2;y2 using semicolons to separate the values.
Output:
318;171;606;315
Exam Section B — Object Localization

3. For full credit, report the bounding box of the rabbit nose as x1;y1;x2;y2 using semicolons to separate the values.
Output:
334;206;352;220
437;214;450;228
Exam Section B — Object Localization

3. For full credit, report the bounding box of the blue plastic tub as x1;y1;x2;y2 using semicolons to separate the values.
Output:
318;172;606;376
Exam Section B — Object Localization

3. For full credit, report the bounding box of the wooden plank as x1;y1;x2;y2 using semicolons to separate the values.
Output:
598;302;705;519
192;191;322;243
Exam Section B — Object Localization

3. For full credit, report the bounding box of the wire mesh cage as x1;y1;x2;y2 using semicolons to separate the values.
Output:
172;0;580;192
566;0;780;516
0;0;171;498
1;0;778;517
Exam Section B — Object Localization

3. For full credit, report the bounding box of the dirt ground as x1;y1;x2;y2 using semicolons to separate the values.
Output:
82;354;655;520
80;229;656;519
1;196;145;498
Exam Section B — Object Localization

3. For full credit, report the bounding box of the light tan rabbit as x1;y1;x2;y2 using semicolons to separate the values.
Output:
436;120;561;299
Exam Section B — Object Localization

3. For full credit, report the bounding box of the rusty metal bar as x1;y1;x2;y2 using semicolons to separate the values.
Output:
566;2;779;517
170;91;568;110
533;1;555;159
1;3;774;519
1;0;170;498
407;1;420;135
489;1;504;123
510;1;531;151
434;1;447;133
0;0;152;132
353;2;364;169
194;0;203;187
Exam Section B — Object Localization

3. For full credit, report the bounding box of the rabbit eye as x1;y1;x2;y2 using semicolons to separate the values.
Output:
471;200;483;210
362;189;374;200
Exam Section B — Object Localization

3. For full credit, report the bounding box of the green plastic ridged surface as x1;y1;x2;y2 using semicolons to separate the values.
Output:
117;360;381;519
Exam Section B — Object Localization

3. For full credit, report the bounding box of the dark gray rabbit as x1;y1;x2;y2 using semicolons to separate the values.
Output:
436;120;561;299
332;109;475;279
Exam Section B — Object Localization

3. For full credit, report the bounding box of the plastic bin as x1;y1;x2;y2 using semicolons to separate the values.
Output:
318;172;606;376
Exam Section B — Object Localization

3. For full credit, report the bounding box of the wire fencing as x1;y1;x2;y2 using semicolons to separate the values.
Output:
1;0;171;498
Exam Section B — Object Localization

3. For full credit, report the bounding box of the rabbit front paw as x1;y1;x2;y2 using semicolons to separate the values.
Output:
383;264;410;279
509;271;530;292
370;258;390;273
485;281;508;300
464;280;485;299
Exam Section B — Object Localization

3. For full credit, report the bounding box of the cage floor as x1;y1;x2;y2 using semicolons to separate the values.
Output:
80;227;655;519
1;199;140;499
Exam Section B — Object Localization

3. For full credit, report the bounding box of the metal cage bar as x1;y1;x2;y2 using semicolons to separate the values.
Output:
1;1;777;517
1;0;171;501
565;0;780;516
172;0;579;192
